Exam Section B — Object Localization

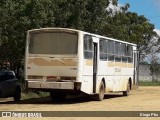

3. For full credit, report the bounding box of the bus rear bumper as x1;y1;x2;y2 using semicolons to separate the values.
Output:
26;80;81;90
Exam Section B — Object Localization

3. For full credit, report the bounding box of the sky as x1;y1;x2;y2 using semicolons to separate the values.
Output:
118;0;160;30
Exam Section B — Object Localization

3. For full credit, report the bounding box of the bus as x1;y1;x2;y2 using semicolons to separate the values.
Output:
25;28;138;101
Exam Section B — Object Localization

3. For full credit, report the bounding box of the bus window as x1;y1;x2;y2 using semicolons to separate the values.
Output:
100;38;108;61
108;40;115;61
84;35;93;59
115;42;121;62
121;43;127;62
127;45;133;63
29;32;78;54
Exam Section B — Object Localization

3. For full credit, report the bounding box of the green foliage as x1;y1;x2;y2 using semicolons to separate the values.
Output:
22;91;49;99
140;61;149;65
139;81;160;86
103;11;156;48
149;57;160;82
0;0;56;70
150;62;160;75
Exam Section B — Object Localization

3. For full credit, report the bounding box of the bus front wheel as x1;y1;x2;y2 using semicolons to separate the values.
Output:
94;81;105;101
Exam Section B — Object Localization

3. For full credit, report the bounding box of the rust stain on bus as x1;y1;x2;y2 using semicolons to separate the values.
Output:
115;62;122;67
115;62;128;67
109;62;130;68
28;58;77;66
127;63;134;68
108;62;115;67
85;60;93;66
121;63;128;67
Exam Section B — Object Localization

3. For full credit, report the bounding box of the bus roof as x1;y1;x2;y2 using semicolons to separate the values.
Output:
28;27;137;46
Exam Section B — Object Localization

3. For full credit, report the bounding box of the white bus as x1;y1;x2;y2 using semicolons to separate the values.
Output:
25;28;138;101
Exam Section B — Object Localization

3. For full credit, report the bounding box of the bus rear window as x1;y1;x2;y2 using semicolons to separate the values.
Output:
29;32;78;54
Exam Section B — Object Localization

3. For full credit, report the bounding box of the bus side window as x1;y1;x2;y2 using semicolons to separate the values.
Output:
121;43;127;62
108;40;115;61
84;35;93;59
115;42;121;62
100;38;108;61
127;45;133;63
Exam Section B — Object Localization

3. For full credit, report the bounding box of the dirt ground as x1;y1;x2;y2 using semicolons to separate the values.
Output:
0;86;160;120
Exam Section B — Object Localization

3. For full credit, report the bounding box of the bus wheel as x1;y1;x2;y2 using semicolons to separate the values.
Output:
94;81;105;101
0;90;2;97
13;87;21;101
50;92;66;101
123;81;130;96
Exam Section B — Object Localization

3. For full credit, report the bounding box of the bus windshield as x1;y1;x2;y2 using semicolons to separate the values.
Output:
28;31;78;55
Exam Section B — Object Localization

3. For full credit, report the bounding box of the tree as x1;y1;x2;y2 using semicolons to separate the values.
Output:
103;1;156;63
146;33;160;82
0;0;158;76
0;0;111;70
52;0;110;34
149;55;160;82
0;0;56;70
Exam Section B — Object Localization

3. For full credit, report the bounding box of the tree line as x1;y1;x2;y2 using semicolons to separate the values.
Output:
0;0;159;81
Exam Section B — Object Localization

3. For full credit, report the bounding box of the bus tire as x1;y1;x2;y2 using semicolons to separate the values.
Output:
13;87;21;101
0;90;2;97
123;81;130;96
50;92;66;101
94;81;105;101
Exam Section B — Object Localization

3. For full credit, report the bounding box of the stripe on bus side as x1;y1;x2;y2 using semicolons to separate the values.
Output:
85;59;93;66
127;63;134;68
108;62;115;67
108;61;133;68
85;60;134;68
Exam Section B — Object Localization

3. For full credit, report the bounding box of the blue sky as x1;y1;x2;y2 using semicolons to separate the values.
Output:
118;0;160;30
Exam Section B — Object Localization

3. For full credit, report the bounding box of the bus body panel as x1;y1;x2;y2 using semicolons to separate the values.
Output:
25;28;80;91
26;57;77;77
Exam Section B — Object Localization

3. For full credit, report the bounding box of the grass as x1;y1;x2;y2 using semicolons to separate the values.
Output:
139;81;160;86
17;80;49;99
21;91;49;99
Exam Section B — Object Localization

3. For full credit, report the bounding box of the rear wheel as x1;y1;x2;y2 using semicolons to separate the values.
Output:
0;90;2;97
13;87;21;101
94;81;105;101
50;92;66;101
123;81;130;96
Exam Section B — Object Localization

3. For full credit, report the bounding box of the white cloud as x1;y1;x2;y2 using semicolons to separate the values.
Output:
154;29;160;36
106;0;123;15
